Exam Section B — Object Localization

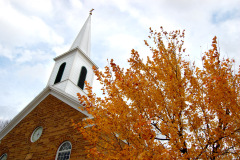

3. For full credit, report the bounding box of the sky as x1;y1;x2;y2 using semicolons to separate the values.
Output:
0;0;240;120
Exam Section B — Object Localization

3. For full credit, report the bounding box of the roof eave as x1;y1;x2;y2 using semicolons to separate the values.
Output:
0;85;92;141
54;47;99;69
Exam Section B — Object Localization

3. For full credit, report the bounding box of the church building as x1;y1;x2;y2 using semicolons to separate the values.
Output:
0;12;97;160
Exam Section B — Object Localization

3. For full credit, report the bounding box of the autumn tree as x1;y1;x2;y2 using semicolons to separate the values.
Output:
74;27;240;159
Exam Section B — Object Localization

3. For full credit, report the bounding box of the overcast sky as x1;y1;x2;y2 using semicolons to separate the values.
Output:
0;0;239;120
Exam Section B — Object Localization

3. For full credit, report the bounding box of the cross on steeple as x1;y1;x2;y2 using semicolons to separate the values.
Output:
89;9;94;15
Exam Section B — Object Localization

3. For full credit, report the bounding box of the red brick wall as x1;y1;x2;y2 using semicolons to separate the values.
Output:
0;94;90;160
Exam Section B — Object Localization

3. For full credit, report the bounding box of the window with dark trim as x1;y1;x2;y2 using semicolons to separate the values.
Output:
55;141;72;160
0;153;7;160
54;62;66;84
78;66;87;90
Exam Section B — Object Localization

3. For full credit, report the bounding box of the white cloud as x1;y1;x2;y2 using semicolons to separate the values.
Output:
15;49;53;63
0;44;13;59
101;34;142;66
70;0;83;10
16;63;50;83
52;44;72;56
0;0;63;47
9;0;53;16
106;34;140;50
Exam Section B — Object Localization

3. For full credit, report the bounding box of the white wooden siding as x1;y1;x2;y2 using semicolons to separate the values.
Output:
48;51;76;86
65;80;87;99
48;49;95;98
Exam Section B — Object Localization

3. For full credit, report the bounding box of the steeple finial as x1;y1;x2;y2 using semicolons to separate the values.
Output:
89;9;94;15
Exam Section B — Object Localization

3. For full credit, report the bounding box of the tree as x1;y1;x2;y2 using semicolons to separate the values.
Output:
0;119;10;132
73;27;240;159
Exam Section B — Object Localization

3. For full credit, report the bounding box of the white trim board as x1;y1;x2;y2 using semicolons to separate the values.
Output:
0;85;91;141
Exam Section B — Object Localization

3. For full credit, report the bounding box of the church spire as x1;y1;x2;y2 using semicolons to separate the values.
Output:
70;10;93;57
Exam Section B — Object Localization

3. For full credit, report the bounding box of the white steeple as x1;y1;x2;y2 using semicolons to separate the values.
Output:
70;14;91;57
48;11;98;99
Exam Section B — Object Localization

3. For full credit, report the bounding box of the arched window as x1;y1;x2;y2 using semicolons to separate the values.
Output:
0;153;7;160
54;62;66;84
55;141;72;160
78;66;87;90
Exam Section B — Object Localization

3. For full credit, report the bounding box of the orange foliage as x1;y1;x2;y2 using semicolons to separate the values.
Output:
73;27;240;159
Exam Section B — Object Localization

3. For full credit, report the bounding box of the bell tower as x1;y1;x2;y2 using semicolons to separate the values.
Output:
48;12;97;98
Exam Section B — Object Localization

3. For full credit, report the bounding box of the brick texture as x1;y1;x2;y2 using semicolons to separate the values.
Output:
0;94;90;160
